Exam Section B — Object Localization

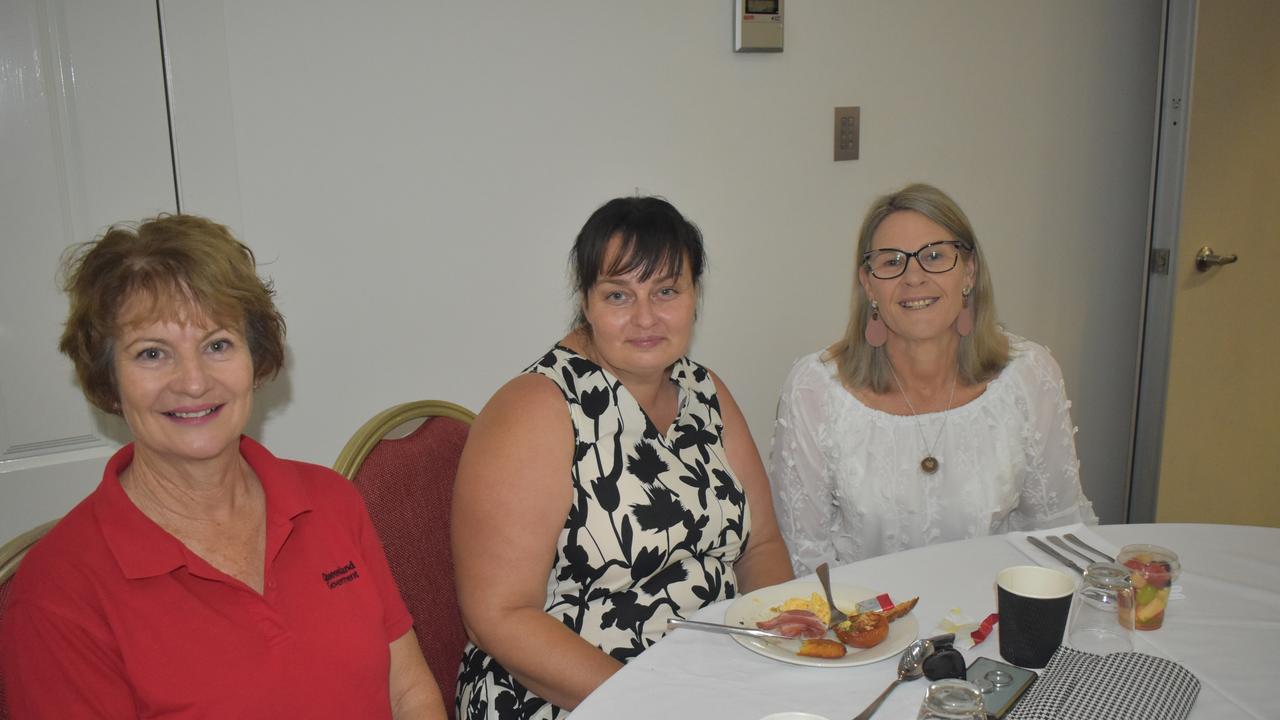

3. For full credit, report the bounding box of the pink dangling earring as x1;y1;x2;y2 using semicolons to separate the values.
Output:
956;287;974;337
865;299;888;347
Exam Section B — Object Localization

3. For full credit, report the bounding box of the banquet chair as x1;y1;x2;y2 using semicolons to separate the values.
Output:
334;400;476;719
0;518;58;720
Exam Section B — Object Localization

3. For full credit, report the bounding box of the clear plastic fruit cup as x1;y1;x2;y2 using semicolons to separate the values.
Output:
1115;544;1180;630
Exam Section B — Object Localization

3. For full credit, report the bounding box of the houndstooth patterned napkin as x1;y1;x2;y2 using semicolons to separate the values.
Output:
1008;646;1199;720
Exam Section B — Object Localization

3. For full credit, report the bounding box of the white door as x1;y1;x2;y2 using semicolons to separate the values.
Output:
1131;0;1279;526
0;0;174;540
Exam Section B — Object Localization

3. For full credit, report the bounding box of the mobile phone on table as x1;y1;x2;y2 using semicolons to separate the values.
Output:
965;656;1036;719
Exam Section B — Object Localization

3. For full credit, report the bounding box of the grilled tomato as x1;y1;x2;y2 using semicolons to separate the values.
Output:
834;612;889;649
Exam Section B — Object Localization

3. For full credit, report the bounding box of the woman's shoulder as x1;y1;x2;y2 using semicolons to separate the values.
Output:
521;343;613;399
3;496;115;610
470;367;574;449
997;331;1067;392
673;355;717;393
240;438;369;518
780;349;840;394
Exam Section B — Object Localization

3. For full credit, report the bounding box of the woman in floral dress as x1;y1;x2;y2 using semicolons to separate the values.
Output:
453;196;793;719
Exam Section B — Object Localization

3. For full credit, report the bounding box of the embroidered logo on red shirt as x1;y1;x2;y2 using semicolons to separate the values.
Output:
322;560;360;589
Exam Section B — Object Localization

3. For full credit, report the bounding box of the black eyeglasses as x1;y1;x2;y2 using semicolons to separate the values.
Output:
862;240;972;280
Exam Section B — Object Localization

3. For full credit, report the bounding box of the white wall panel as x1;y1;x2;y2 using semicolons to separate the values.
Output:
3;1;1163;539
159;0;1160;524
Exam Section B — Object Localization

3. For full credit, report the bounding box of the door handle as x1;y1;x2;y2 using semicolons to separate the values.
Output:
1195;246;1239;272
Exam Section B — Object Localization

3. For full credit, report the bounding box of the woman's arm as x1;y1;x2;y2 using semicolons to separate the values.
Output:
388;630;447;719
1016;343;1098;527
452;375;623;710
767;357;841;576
711;371;795;592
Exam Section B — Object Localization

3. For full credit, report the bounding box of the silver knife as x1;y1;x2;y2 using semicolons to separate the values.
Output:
1064;533;1115;562
1048;536;1100;566
1026;536;1084;574
666;618;793;640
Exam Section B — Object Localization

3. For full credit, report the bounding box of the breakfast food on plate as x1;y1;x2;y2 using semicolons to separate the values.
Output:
834;612;888;649
772;592;832;626
753;589;920;658
797;638;847;659
880;597;919;623
832;596;917;650
755;609;827;639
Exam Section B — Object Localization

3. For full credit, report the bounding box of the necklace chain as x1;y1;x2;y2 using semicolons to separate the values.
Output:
887;361;958;474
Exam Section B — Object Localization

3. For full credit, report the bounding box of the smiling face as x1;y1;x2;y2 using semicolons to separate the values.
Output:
581;237;697;382
860;210;975;344
112;295;254;469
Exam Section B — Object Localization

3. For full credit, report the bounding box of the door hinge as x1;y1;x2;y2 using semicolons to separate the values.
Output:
1150;248;1170;275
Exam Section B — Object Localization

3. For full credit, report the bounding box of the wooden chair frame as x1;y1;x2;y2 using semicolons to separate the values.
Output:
333;399;476;479
0;519;57;584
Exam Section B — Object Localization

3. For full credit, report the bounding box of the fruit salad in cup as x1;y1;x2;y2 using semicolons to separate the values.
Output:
1116;544;1180;630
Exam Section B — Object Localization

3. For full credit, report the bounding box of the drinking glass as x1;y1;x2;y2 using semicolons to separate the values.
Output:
1067;561;1135;654
917;679;986;719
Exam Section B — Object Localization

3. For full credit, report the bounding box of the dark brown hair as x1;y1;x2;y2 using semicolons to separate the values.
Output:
570;196;706;328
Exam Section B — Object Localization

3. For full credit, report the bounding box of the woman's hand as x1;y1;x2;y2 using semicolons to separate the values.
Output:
452;375;624;710
712;371;795;592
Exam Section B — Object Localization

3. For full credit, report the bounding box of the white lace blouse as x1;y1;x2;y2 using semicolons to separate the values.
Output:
769;334;1097;576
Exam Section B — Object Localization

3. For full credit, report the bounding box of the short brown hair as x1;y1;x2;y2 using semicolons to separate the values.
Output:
58;214;286;414
827;183;1008;392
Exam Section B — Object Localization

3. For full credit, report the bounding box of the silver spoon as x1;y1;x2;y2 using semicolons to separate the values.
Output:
815;562;850;629
852;638;930;720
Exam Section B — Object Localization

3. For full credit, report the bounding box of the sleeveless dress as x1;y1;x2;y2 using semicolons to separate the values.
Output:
456;345;752;720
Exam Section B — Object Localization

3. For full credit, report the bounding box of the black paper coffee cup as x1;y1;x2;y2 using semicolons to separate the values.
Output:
996;565;1075;668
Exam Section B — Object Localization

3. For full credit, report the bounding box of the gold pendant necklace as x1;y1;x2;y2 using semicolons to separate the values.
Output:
887;362;958;475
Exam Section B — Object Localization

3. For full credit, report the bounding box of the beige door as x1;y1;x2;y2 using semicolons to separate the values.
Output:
1155;0;1279;525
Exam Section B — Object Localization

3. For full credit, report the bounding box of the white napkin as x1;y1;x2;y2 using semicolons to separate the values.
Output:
1005;524;1184;600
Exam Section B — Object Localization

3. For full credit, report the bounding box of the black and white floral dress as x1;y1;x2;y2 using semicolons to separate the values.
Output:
456;345;752;720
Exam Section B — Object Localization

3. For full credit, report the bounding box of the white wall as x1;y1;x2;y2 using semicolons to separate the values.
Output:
1;0;1162;540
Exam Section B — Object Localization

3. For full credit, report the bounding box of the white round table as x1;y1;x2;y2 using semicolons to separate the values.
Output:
569;524;1278;719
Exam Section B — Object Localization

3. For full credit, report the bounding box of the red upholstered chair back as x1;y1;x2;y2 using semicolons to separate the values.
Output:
0;519;58;720
0;576;12;720
333;401;475;720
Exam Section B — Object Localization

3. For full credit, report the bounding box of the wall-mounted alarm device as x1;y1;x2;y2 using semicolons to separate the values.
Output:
734;0;783;52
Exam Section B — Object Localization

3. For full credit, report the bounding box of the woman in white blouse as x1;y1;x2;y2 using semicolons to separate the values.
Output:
770;183;1097;575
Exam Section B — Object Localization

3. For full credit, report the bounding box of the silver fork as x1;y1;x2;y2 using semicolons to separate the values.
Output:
815;562;850;629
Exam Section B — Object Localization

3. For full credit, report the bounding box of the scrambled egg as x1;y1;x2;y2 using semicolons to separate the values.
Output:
771;592;831;626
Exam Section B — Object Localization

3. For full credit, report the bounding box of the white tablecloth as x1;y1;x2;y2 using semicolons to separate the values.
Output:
570;523;1279;719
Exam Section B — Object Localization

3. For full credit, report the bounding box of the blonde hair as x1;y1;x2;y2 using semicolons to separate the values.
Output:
826;183;1008;393
58;214;286;414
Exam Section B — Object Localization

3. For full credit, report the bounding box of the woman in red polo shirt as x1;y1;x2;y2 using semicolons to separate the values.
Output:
0;215;446;719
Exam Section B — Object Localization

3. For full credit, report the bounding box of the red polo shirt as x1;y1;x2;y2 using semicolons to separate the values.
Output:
1;437;413;719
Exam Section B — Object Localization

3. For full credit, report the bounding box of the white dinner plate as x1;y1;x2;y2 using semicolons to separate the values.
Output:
722;579;919;668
